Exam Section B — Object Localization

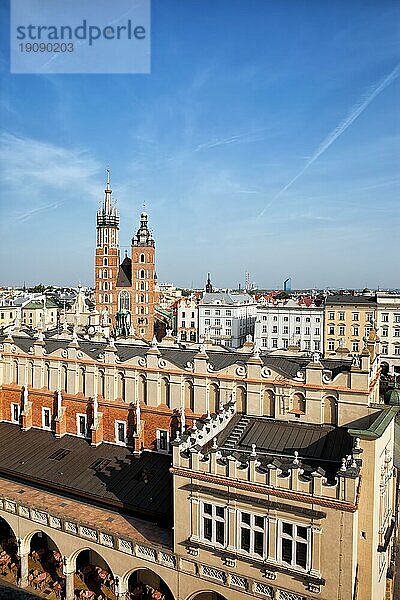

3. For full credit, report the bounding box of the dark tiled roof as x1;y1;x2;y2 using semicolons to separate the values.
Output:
219;416;352;465
0;423;172;525
326;295;376;306
117;257;132;287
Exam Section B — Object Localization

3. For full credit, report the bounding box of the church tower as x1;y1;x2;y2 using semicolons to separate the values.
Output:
131;211;156;340
95;170;120;324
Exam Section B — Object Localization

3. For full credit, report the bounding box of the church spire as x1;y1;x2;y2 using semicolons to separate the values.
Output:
205;273;213;293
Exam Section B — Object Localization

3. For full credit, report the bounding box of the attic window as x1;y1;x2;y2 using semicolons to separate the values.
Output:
49;449;71;461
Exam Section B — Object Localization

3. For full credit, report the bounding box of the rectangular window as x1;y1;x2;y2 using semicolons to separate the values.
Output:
329;326;335;335
296;317;300;322
272;339;278;348
329;311;335;320
382;313;389;322
182;321;186;328
115;421;126;445
272;326;278;333
11;403;20;423
239;512;266;557
226;329;232;336
295;327;300;335
201;503;226;546
315;328;320;335
226;320;232;326
305;327;310;335
339;312;345;321
283;316;289;322
305;317;310;323
205;319;210;326
352;312;359;321
182;311;186;318
77;414;87;438
352;342;359;352
190;321;195;328
395;346;400;356
304;340;310;350
262;325;267;333
157;430;169;452
283;339;288;349
328;340;335;351
279;521;310;570
215;318;221;326
381;345;388;355
352;326;359;336
283;326;289;334
381;328;388;337
366;312;373;322
262;338;268;347
205;310;210;315
395;315;400;323
215;309;220;316
394;329;400;337
314;341;320;350
42;407;51;430
339;326;345;336
226;310;232;316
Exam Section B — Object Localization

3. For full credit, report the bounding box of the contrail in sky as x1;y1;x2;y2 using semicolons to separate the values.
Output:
258;63;400;217
15;201;61;223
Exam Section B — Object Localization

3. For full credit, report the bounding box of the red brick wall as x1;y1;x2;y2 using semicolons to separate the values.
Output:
0;386;193;450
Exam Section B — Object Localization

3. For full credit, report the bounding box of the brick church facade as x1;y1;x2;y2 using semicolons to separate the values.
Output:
95;171;157;340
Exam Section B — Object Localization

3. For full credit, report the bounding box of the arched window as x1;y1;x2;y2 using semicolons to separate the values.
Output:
160;377;170;407
13;360;18;384
292;393;306;414
62;365;68;393
140;269;145;279
138;374;147;404
140;282;145;290
104;246;108;254
79;368;86;395
263;389;275;417
140;294;145;303
103;257;108;266
103;281;108;291
209;383;220;414
140;253;145;263
323;396;337;425
117;372;126;401
103;269;108;278
104;294;109;304
236;386;247;413
99;370;105;398
119;290;130;311
184;380;194;411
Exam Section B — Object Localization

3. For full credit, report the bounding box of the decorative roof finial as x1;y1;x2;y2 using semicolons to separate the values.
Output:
106;167;110;188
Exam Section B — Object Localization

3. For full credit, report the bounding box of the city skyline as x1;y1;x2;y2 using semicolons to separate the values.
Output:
0;0;399;289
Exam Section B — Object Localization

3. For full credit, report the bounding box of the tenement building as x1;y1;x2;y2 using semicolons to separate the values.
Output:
376;292;400;375
324;294;376;355
198;290;257;349
254;297;324;353
0;324;398;600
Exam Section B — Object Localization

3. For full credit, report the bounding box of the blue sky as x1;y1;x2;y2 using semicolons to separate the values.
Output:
0;0;399;289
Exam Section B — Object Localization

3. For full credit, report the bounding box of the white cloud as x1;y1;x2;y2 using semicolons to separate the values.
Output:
0;132;102;221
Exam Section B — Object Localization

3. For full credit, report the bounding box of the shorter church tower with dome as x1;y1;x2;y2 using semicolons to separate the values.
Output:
95;171;158;340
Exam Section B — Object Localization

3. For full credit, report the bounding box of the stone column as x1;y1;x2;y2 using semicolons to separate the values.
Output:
18;552;29;588
63;566;75;600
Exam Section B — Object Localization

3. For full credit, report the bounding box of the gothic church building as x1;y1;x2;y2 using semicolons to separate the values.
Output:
95;171;157;340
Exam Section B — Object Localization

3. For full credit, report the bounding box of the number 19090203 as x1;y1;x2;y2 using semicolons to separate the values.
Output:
19;42;74;52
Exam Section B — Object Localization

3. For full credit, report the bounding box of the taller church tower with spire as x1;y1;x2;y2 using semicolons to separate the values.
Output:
95;170;120;324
